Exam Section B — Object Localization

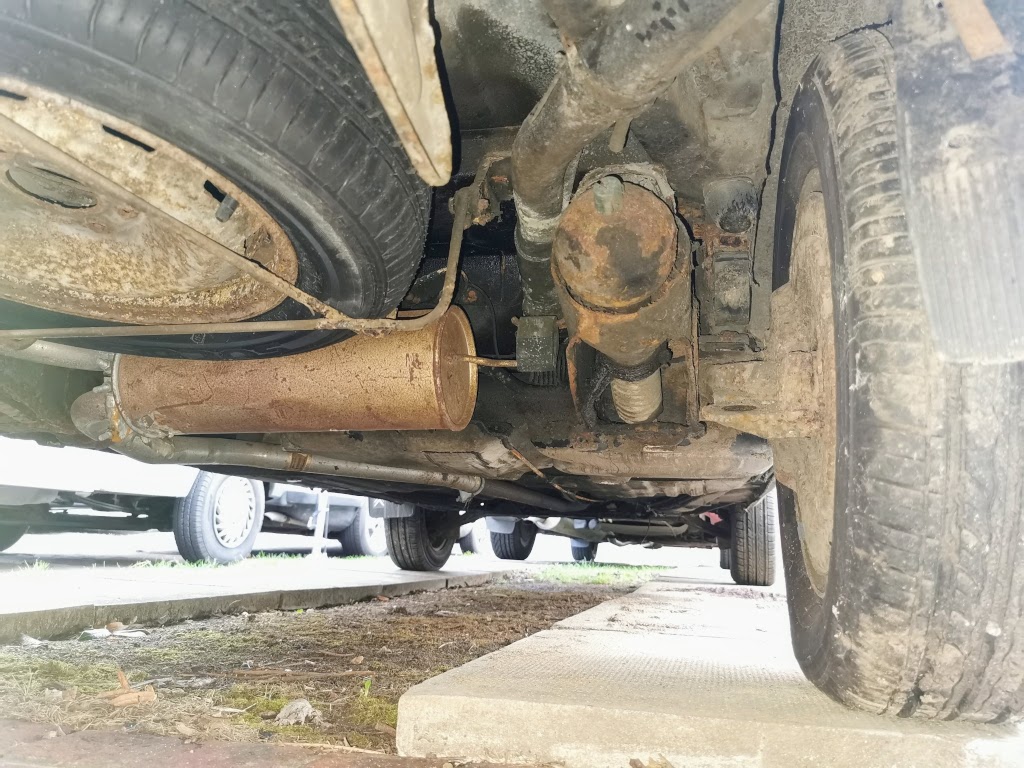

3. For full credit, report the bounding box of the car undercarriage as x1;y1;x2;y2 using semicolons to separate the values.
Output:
1;0;1022;723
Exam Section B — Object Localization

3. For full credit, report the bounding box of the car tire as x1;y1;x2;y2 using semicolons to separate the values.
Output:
338;502;387;558
570;539;598;563
173;472;264;564
774;30;1024;721
729;494;776;587
458;519;490;555
0;523;27;552
719;547;731;571
490;520;537;561
384;509;456;572
0;0;428;359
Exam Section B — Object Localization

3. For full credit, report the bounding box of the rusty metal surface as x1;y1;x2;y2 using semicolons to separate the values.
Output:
332;0;452;186
0;79;298;325
553;179;690;369
0;165;486;343
533;423;772;480
553;179;677;313
699;187;832;442
113;308;478;436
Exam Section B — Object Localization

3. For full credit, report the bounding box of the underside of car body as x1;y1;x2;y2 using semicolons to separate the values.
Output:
0;0;1022;722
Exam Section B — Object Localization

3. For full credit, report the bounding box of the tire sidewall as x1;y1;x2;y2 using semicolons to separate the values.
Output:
774;56;865;692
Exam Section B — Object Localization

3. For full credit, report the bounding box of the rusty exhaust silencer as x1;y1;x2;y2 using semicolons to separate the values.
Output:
108;308;477;437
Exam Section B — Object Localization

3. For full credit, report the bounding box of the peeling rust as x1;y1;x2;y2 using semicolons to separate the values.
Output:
0;78;298;325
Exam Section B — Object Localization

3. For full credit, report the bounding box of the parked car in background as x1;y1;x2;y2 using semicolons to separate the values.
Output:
0;438;385;563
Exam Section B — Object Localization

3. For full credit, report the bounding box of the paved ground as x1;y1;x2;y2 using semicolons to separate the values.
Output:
0;532;518;644
398;573;1024;767
0;529;696;644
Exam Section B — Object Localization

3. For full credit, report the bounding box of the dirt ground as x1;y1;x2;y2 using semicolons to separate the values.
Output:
0;568;657;754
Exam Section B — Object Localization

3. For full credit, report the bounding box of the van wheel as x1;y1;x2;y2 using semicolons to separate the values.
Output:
774;30;1024;721
174;472;264;564
490;521;537;561
571;540;598;563
728;494;776;587
384;508;456;571
339;503;387;557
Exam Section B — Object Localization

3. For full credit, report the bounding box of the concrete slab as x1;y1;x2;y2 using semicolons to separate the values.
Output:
0;557;514;643
398;577;1024;768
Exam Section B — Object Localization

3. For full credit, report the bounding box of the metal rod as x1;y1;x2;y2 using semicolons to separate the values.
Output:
97;431;585;515
0;114;344;322
0;340;113;371
459;355;518;368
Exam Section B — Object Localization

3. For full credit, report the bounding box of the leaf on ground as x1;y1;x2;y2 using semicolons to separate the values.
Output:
109;686;156;708
175;722;198;738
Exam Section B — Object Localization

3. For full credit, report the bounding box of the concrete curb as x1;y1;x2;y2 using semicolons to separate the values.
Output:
2;570;504;643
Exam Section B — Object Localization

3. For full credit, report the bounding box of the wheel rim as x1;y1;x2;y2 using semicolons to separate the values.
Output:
212;477;258;549
365;501;387;554
774;171;838;596
0;77;298;325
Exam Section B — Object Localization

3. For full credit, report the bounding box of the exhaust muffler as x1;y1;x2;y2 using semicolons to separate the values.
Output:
106;308;477;436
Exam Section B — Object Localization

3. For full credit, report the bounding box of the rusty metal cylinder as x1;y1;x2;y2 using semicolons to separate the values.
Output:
113;308;478;436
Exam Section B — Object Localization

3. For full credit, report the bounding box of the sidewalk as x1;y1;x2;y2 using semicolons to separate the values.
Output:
397;571;1024;768
0;555;512;643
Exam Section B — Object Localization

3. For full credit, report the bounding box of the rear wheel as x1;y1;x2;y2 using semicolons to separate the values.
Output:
339;502;388;558
571;539;598;563
384;509;456;572
490;520;537;561
0;0;427;359
774;30;1024;721
0;524;27;552
173;472;264;564
728;494;776;587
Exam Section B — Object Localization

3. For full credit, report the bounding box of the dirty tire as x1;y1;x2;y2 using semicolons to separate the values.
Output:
0;0;428;359
0;524;27;552
338;503;387;558
775;30;1024;721
719;547;732;570
571;539;598;563
729;494;776;587
385;511;456;571
173;472;264;564
490;521;537;561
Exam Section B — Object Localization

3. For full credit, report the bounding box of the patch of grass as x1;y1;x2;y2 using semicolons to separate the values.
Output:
534;562;668;587
219;685;293;725
0;652;128;694
20;560;50;572
349;694;398;729
130;558;215;569
249;552;305;562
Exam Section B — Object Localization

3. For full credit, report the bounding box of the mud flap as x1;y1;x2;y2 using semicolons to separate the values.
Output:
893;1;1023;362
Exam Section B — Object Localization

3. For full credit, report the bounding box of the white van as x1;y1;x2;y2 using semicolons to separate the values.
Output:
0;437;385;563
